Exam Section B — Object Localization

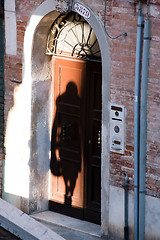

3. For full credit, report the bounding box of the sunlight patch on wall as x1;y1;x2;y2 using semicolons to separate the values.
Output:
4;86;29;199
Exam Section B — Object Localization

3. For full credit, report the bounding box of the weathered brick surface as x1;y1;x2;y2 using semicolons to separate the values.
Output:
108;1;160;196
2;0;160;199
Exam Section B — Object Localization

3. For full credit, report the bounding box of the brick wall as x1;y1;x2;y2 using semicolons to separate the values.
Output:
107;0;160;197
2;0;160;199
107;0;137;191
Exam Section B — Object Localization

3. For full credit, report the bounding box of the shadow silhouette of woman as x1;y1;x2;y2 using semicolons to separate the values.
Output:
51;82;81;206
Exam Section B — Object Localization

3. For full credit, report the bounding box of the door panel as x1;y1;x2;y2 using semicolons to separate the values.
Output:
84;62;102;224
50;57;86;208
50;56;102;224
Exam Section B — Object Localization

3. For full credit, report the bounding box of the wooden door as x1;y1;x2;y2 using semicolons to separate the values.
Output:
50;56;102;224
84;61;102;224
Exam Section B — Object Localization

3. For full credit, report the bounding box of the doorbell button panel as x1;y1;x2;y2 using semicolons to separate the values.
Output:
110;104;126;154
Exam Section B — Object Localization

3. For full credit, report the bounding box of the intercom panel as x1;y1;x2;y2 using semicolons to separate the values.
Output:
110;104;126;154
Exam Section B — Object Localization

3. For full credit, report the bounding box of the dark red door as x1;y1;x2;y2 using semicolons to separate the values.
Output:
50;56;102;224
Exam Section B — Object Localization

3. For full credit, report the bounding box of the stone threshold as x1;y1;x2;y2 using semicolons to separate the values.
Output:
31;211;101;238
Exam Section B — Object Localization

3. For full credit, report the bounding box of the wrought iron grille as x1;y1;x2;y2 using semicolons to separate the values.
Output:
46;12;101;60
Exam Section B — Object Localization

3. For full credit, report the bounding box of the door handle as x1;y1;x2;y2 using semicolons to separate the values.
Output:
62;123;72;141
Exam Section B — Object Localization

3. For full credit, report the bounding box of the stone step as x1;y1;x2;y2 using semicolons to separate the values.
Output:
31;211;103;240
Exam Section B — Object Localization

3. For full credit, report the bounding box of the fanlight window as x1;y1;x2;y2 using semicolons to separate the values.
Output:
46;12;101;60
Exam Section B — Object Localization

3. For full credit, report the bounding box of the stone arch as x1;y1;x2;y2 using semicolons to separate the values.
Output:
7;0;110;235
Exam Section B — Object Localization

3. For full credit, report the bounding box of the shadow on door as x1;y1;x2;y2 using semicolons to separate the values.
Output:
51;81;81;206
49;57;102;225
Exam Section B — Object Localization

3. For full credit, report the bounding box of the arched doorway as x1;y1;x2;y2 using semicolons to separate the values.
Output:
3;0;111;235
48;12;102;224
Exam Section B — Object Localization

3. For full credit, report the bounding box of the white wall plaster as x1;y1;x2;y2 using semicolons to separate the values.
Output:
4;0;17;55
138;4;160;18
145;195;160;240
109;186;160;240
3;85;29;210
4;0;15;11
150;4;160;18
109;186;134;239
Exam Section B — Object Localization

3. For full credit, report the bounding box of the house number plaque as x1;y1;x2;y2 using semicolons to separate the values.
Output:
74;3;91;19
